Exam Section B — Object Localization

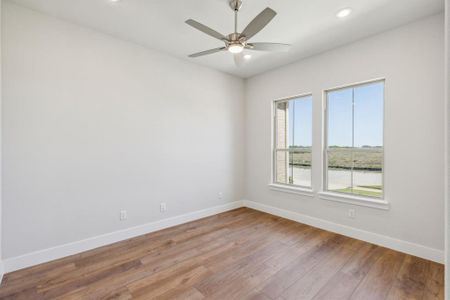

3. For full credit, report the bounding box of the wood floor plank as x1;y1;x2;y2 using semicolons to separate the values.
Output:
259;233;348;299
386;255;430;300
280;239;365;300
38;210;265;299
53;241;230;299
311;243;385;300
73;208;258;269
246;292;272;300
38;260;142;299
423;262;445;300
201;217;297;273
129;266;211;299
0;208;443;300
53;217;268;300
349;249;406;300
0;263;77;298
195;241;288;298
98;287;133;300
153;287;205;300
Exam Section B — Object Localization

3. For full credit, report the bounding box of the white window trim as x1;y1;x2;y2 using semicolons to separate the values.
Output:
268;183;314;197
318;191;390;210
322;78;388;208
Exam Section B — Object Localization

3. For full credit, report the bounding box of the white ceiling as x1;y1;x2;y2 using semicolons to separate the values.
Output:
8;0;444;78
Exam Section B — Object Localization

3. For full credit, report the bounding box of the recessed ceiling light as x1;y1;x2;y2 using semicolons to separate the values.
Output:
244;54;252;60
110;0;120;2
336;8;352;18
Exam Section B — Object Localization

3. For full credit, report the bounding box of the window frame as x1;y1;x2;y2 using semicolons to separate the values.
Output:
271;93;314;192
322;78;386;201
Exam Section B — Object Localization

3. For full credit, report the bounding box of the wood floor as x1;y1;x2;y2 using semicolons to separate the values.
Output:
0;208;444;300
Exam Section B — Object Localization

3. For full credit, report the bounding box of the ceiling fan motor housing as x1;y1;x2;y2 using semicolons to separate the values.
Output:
227;33;246;43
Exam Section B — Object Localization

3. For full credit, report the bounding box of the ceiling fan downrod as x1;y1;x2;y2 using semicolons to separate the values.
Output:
230;0;242;34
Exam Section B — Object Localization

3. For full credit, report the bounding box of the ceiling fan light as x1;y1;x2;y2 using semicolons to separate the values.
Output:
228;44;244;54
336;8;352;18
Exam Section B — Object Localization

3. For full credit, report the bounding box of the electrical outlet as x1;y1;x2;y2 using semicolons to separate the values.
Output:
218;192;224;200
160;202;167;213
348;209;355;219
120;210;127;221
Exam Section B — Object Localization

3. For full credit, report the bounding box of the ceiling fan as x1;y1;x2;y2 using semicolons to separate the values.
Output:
185;0;291;66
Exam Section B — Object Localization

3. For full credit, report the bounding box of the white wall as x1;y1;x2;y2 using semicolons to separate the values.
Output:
0;0;3;276
445;0;449;294
245;14;445;254
2;2;245;259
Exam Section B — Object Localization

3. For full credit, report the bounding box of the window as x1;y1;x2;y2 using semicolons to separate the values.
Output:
325;80;384;198
273;95;313;188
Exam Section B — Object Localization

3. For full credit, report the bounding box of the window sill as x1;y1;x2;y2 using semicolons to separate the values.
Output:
268;184;314;197
318;192;390;210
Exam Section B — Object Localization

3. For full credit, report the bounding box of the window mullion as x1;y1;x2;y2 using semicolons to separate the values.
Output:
290;101;295;184
351;87;355;193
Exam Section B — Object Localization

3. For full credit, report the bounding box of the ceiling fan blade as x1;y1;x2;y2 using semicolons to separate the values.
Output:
234;53;245;67
240;8;277;40
247;43;291;52
185;19;227;41
188;47;226;58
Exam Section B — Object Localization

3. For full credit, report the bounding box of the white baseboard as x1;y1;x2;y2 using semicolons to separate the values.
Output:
3;198;443;274
243;200;444;264
3;201;243;273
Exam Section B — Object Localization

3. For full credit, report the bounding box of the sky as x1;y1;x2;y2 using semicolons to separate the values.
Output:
288;95;313;147
288;81;384;147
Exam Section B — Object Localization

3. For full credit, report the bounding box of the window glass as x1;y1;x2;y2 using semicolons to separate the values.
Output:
274;95;312;188
326;81;384;198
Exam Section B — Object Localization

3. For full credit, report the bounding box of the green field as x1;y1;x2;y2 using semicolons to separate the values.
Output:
287;146;382;171
283;146;383;198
